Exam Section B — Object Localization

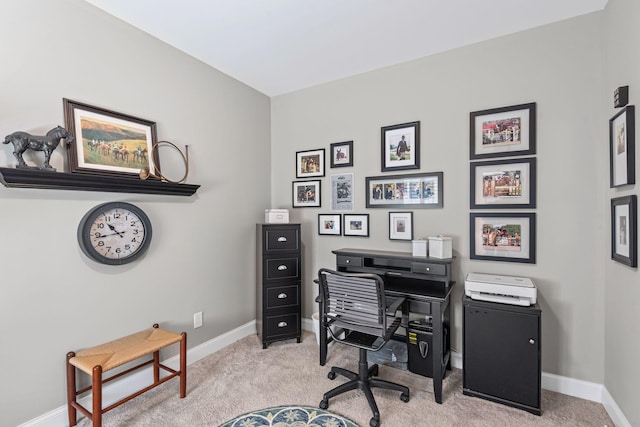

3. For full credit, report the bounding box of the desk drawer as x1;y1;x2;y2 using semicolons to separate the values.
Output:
412;262;446;276
337;255;362;268
266;285;299;309
265;313;300;338
264;228;300;252
265;257;300;281
409;300;432;315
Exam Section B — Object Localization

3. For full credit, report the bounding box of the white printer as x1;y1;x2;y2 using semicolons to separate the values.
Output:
465;273;537;306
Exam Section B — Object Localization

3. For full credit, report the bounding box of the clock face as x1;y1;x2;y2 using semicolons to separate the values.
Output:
78;202;152;265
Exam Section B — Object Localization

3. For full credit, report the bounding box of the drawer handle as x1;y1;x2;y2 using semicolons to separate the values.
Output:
425;267;431;272
277;265;288;271
345;259;350;263
277;236;287;242
278;321;288;328
277;293;288;299
529;339;536;345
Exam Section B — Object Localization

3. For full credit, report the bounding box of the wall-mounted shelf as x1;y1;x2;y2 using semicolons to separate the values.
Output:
0;167;200;196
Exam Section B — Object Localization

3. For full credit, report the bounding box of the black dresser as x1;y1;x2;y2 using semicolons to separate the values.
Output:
256;224;302;349
463;296;542;415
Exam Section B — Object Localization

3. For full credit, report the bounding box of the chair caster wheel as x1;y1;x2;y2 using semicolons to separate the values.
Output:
327;371;336;380
400;392;410;402
319;399;329;410
370;365;379;377
369;417;380;427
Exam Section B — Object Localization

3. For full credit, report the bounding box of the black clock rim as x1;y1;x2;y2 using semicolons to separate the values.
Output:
78;201;153;265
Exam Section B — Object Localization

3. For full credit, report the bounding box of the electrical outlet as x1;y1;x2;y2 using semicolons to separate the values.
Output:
194;312;203;328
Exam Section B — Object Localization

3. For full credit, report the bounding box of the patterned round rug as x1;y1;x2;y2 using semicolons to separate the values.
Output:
219;405;359;427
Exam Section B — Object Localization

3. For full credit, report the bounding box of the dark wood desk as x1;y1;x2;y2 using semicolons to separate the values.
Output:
317;248;455;404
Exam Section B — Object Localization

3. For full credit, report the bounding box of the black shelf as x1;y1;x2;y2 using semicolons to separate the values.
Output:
0;167;200;196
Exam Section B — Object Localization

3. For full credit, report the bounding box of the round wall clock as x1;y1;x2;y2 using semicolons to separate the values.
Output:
77;201;153;265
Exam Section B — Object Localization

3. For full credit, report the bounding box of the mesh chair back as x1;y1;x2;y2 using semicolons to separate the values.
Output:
319;268;388;338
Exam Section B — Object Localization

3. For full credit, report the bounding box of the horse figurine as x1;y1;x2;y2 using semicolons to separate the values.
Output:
3;126;73;171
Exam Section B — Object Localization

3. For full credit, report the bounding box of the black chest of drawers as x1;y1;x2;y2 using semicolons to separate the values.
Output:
256;224;302;349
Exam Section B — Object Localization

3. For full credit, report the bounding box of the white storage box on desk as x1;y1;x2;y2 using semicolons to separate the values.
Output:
265;209;289;224
428;236;452;258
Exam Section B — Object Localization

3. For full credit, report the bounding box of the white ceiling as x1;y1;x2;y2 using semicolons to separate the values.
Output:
84;0;608;96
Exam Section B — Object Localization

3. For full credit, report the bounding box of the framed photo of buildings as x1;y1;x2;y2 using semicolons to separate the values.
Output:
470;158;536;209
470;102;536;160
611;195;637;267
609;105;635;187
470;212;536;263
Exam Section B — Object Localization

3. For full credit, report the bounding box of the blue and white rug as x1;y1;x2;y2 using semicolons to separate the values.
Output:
219;405;359;427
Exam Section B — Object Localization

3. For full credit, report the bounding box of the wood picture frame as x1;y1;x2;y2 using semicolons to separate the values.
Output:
330;141;353;168
381;121;420;171
292;180;321;208
318;214;341;236
470;212;536;263
63;98;158;178
470;157;536;209
296;148;325;178
365;172;443;208
611;195;637;267
470;102;536;160
389;211;413;241
343;214;369;237
609;105;635;187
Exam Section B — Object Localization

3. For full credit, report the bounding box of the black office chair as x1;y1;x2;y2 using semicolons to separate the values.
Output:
317;268;409;427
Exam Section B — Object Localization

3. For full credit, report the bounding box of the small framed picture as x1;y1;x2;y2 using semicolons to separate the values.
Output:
609;105;635;187
330;141;353;168
296;148;325;178
330;173;353;211
318;214;342;236
343;214;369;237
470;158;536;209
389;211;413;241
292;180;321;208
470;102;536;160
611;195;637;267
381;121;420;171
470;212;536;263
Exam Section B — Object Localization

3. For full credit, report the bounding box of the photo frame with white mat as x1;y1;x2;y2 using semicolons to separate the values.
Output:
389;211;413;241
611;195;637;267
609;105;635;187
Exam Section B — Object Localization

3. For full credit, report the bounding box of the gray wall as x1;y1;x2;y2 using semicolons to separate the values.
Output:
272;11;606;386
603;1;640;426
0;1;270;426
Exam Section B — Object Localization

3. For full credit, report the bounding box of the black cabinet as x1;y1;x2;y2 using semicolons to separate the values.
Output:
463;296;541;415
256;224;301;348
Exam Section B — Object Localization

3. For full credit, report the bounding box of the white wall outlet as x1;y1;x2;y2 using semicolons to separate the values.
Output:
193;311;203;328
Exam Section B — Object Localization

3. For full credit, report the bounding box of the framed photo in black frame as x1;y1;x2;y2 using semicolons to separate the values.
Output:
365;172;443;209
470;212;536;263
296;148;325;178
318;214;341;236
611;195;637;267
343;214;369;237
330;141;353;168
292;180;321;208
381;121;420;171
609;105;635;187
470;102;536;160
470;158;536;209
389;211;413;241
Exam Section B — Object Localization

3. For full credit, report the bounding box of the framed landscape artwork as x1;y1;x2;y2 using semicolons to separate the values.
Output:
64;98;158;177
470;212;536;263
470;158;536;209
470;102;536;160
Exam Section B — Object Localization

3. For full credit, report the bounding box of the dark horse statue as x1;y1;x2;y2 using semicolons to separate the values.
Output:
3;126;73;171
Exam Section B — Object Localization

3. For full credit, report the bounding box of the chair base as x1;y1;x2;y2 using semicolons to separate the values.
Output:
320;348;409;427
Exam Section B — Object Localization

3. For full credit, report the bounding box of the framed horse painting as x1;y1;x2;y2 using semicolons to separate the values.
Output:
63;99;159;178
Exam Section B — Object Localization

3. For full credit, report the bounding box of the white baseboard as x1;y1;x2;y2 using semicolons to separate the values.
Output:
21;319;630;427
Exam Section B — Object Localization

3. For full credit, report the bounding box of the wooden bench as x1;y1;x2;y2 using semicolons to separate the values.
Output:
66;324;186;427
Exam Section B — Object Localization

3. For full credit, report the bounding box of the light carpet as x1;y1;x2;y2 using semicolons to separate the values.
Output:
76;331;614;427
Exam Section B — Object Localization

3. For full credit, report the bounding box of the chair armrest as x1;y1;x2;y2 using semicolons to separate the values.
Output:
386;296;406;314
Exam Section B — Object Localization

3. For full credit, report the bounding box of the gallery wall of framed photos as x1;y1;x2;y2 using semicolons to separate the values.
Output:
468;102;538;264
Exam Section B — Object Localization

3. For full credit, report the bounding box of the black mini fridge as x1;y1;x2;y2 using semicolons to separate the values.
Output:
407;320;433;377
